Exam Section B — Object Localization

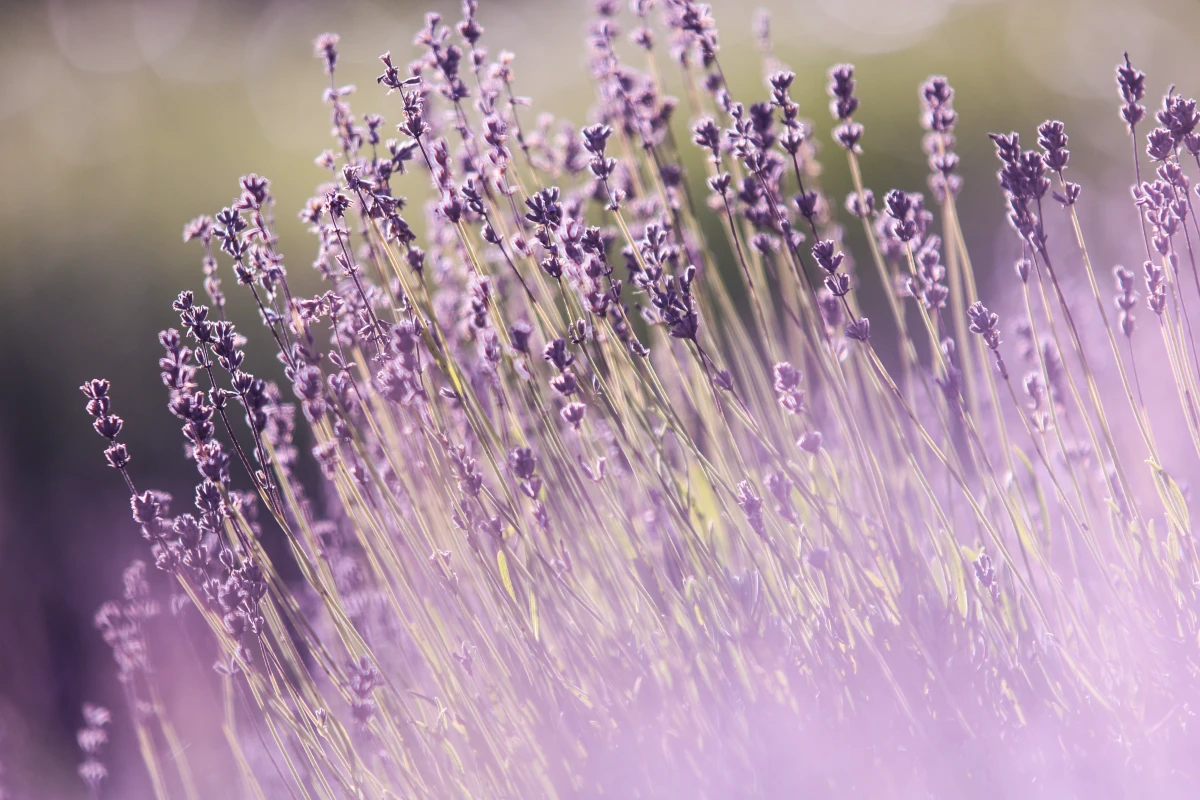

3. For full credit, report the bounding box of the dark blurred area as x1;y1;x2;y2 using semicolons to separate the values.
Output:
0;0;1196;794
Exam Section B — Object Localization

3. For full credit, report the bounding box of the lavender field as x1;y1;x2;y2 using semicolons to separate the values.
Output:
5;0;1200;797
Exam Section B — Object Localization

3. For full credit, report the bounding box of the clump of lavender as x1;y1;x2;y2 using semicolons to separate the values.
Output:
76;704;110;799
77;4;1200;798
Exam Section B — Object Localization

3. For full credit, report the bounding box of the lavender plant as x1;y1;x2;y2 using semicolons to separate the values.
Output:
77;1;1200;797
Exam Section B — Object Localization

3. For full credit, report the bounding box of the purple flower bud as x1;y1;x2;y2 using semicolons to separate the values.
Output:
581;124;613;157
795;191;819;220
708;172;732;195
989;132;1021;166
827;64;859;121
825;273;850;297
692;118;722;162
542;338;574;371
508;447;537;480
919;76;956;133
967;301;1002;352
1037;120;1069;172
1147;127;1174;161
524;187;563;228
773;362;802;394
130;492;161;525
93;416;124;441
560;402;587;429
1117;53;1145;106
104;443;130;470
779;127;804;156
550;370;579;396
811;240;844;274
846;189;874;218
1185;132;1200;157
833;122;863;152
846;317;871;342
1158;94;1198;143
314;33;340;75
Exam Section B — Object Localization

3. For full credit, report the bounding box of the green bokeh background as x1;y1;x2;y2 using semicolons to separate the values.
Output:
0;0;1192;794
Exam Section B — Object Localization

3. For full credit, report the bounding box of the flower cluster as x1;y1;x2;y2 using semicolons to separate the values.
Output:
76;6;1200;798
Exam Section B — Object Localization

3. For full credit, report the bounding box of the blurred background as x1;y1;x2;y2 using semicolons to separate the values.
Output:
0;0;1197;794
